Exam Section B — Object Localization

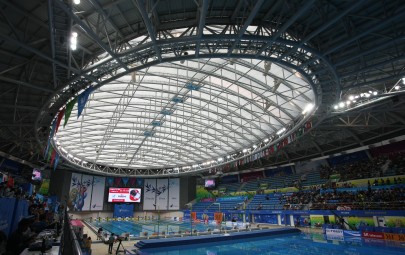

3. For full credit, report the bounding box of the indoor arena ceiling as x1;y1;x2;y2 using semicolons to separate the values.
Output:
0;0;404;177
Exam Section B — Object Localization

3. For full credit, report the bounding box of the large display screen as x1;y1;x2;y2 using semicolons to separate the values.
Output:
108;188;142;203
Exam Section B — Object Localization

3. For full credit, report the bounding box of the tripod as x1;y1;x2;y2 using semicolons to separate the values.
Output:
115;238;125;254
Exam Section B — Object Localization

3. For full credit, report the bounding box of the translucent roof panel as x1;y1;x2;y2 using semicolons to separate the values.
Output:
56;58;315;170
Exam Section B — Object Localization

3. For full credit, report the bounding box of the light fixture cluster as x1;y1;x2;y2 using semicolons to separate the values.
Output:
332;77;405;112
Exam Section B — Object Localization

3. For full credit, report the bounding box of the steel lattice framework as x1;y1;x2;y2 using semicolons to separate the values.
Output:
0;0;404;177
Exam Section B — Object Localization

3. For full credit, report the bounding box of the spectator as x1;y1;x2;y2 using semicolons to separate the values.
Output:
6;218;36;255
85;236;92;255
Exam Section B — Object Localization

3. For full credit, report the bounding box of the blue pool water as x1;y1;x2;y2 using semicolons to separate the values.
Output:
89;220;223;237
136;232;405;255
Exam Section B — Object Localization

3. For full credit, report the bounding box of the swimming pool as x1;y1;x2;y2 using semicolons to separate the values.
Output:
135;232;405;255
87;219;228;237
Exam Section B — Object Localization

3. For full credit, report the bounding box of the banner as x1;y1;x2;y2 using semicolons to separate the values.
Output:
122;177;129;186
167;178;179;210
155;179;168;210
113;204;134;218
80;174;93;211
64;98;77;127
107;177;114;186
38;179;50;195
77;87;93;118
0;198;17;236
68;173;84;211
114;177;122;187
143;179;157;210
90;176;105;211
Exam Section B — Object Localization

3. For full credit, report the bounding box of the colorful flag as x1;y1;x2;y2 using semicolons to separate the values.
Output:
122;177;129;186
77;87;94;118
50;150;57;167
53;154;60;171
44;120;57;159
64;98;77;127
55;108;65;133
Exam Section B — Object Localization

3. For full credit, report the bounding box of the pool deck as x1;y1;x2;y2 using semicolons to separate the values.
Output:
134;227;300;253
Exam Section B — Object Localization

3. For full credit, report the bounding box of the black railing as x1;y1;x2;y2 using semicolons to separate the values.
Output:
59;210;83;255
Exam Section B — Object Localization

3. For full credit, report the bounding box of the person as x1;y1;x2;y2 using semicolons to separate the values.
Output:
97;227;103;240
108;233;115;254
85;236;92;255
256;202;263;210
6;218;36;255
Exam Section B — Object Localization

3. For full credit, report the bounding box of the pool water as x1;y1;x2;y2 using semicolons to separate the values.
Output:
135;233;405;255
89;220;223;237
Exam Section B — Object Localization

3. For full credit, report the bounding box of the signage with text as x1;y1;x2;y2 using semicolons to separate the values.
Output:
108;188;141;203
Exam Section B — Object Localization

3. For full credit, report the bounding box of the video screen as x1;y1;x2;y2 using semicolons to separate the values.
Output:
32;168;42;181
108;188;141;203
204;179;216;188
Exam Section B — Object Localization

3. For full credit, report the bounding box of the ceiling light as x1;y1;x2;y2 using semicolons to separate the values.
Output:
264;138;269;143
276;128;286;135
333;105;338;110
73;0;80;4
242;149;248;153
218;157;223;162
302;103;314;114
395;85;400;90
227;155;231;159
338;102;345;108
373;91;377;96
348;95;354;100
402;77;405;83
252;144;257;149
346;101;351;105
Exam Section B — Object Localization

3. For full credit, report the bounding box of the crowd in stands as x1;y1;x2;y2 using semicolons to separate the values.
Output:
320;157;386;181
0;180;63;255
310;186;405;210
389;152;405;175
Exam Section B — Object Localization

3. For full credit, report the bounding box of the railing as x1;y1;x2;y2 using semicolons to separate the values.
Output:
310;201;405;210
60;210;83;255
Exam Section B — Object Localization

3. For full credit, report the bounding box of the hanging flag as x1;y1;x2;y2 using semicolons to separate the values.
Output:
77;87;94;118
114;177;122;187
44;120;57;159
55;108;65;133
53;154;60;171
47;147;54;162
64;98;77;127
107;177;114;186
50;150;57;167
122;177;129;186
129;178;137;187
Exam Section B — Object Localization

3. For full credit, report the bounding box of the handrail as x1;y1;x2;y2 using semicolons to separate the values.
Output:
60;209;83;255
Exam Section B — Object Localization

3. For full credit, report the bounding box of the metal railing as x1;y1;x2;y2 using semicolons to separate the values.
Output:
60;210;83;255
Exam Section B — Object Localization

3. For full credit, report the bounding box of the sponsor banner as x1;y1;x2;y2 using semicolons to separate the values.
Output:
343;230;361;238
108;188;141;203
81;174;93;211
326;228;344;238
217;196;247;202
326;228;344;241
156;179;168;210
168;178;180;210
362;231;385;239
113;204;134;218
384;233;405;242
143;179;157;210
90;176;105;211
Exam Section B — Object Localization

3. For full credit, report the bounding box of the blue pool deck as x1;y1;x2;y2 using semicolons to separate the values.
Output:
134;228;300;251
